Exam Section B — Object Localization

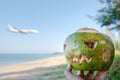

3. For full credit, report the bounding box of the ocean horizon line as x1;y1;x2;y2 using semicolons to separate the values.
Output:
0;52;64;54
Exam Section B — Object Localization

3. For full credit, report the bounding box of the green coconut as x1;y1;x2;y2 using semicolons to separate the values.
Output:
64;28;115;71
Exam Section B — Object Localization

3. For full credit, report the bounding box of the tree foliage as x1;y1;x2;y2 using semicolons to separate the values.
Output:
96;0;120;31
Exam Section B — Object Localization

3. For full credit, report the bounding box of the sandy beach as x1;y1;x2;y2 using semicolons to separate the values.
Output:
0;56;66;80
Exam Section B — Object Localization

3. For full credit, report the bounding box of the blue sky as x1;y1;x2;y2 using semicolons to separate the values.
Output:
0;0;104;54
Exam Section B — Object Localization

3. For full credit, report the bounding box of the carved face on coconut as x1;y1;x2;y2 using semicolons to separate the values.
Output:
64;28;115;71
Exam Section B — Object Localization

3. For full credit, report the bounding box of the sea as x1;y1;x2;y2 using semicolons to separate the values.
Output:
0;53;64;66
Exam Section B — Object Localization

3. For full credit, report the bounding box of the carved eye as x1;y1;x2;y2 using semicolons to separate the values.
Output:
84;39;98;50
64;44;67;51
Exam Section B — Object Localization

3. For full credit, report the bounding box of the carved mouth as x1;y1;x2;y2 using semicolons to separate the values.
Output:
68;54;92;64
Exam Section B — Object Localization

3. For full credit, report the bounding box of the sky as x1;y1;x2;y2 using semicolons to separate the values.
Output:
0;0;104;54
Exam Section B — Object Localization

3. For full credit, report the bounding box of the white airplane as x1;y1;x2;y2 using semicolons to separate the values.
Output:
8;24;39;34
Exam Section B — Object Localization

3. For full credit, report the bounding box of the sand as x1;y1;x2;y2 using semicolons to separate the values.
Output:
0;56;66;80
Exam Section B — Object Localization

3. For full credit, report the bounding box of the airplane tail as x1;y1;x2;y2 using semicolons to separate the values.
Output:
8;24;18;32
8;24;13;31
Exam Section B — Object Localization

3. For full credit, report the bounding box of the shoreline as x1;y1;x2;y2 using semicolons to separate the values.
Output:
0;55;66;80
0;53;64;66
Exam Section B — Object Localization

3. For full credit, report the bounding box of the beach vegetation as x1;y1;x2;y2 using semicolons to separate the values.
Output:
96;0;120;31
37;51;120;80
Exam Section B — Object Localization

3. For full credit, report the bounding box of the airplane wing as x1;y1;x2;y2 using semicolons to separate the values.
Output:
20;29;39;33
